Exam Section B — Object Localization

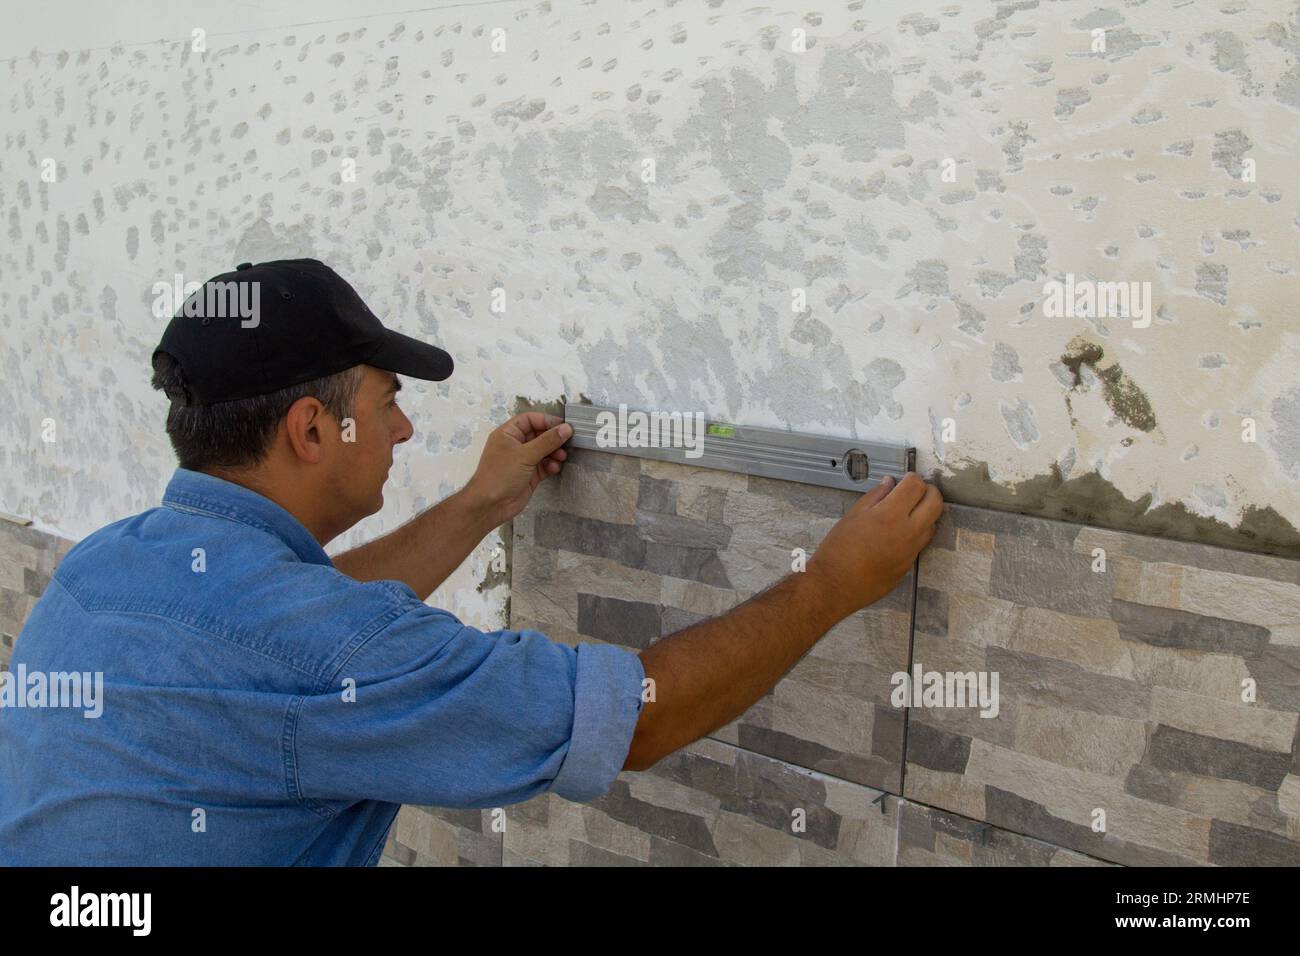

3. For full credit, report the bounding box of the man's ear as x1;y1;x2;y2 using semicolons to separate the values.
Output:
283;396;328;464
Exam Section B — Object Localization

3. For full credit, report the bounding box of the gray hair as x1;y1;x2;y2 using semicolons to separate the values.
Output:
150;352;364;472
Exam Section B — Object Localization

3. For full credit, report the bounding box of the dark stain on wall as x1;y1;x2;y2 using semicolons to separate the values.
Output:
1061;336;1158;433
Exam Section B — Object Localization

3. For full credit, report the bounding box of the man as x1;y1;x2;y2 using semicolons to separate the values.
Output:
0;259;942;865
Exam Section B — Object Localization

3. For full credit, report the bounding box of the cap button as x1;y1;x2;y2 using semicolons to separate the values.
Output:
236;262;253;271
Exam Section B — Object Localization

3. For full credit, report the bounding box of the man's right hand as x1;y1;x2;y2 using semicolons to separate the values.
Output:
805;472;944;620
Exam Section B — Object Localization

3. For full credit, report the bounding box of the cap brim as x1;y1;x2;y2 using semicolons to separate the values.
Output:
366;329;455;382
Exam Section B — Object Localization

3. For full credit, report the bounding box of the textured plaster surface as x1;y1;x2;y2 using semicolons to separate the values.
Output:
3;0;1299;630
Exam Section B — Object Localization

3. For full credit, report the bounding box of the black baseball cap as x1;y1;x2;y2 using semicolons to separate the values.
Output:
152;258;454;406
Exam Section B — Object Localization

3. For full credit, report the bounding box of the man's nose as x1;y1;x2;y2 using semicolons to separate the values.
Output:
394;408;414;444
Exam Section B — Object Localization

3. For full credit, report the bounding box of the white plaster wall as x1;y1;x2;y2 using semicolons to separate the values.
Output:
2;0;1298;623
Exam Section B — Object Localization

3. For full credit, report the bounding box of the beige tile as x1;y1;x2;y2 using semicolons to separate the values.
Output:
1112;556;1183;608
1174;773;1287;831
1128;644;1252;704
918;546;992;595
956;528;995;555
711;810;804;866
1072;527;1131;560
964;739;1211;862
581;809;653;862
903;765;987;821
641;458;748;490
660;576;737;618
1150;686;1298;752
1278;775;1300;820
1012;702;1148;776
1179;566;1300;630
1004;609;1136;678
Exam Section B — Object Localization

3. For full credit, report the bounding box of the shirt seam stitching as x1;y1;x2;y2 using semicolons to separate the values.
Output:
163;498;285;539
163;498;329;565
361;806;400;866
312;594;428;695
51;571;325;680
285;598;429;816
282;695;337;820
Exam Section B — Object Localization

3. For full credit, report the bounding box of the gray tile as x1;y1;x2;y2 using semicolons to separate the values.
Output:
570;840;646;866
576;592;661;650
661;606;707;636
914;586;948;636
503;738;898;866
648;834;732;866
23;567;47;597
1111;600;1270;658
950;504;1083;550
1209;820;1300;866
636;476;677;515
642;541;733;588
745;474;849;519
636;509;731;550
1243;645;1300;712
990;537;1112;618
1146;725;1291;791
534;511;644;566
985;646;1152;720
983;787;1196;866
896;799;1112;867
735;724;894;793
906;721;971;774
383;806;504;867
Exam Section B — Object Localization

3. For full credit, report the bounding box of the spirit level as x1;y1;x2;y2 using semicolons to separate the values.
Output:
562;402;915;492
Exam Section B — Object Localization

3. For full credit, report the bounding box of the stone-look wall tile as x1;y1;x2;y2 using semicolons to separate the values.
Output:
510;456;1300;866
895;800;1112;867
511;454;914;794
0;522;76;670
639;459;746;491
381;806;503;867
503;737;898;866
1073;527;1300;588
554;465;640;525
744;475;848;520
909;503;1300;867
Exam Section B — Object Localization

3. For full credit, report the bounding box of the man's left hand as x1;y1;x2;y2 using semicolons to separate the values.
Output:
464;412;573;528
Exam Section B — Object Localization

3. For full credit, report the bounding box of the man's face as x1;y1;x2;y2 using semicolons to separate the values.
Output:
335;364;413;517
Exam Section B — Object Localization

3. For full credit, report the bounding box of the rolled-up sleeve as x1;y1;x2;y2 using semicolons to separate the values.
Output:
289;601;646;810
550;639;646;801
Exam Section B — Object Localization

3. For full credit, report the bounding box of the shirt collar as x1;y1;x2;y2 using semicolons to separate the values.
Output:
161;467;334;568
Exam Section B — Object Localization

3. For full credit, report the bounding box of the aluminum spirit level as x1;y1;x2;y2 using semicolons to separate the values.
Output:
562;402;915;492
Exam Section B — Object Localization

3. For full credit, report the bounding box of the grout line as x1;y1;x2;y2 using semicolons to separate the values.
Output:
881;790;1123;869
897;555;920;800
896;448;921;800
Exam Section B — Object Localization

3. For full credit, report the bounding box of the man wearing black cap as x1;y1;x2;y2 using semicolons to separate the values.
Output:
0;259;941;865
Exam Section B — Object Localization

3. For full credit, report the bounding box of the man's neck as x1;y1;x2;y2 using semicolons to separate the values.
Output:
200;465;339;547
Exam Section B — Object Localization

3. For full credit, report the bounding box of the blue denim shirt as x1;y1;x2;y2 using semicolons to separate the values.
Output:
0;468;645;865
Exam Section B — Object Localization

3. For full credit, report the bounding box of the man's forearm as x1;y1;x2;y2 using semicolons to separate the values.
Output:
625;570;849;771
331;487;498;602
